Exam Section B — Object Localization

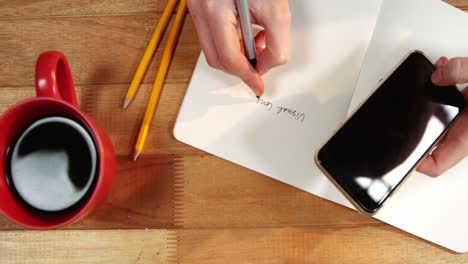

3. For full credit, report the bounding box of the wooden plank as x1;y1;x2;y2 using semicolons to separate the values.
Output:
0;229;176;264
0;154;378;230
0;14;200;87
173;155;379;228
0;156;182;230
176;226;468;263
2;226;466;264
0;0;166;17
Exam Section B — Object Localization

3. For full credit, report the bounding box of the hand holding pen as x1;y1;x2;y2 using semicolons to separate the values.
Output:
187;0;291;97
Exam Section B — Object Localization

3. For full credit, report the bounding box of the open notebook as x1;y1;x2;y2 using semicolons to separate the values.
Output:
174;0;468;253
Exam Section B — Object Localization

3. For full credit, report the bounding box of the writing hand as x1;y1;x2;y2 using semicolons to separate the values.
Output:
187;0;291;96
418;57;468;177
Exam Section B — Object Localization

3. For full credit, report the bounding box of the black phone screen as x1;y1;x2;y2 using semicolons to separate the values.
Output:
317;51;466;214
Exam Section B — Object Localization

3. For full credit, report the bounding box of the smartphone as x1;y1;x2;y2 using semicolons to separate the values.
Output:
315;51;466;216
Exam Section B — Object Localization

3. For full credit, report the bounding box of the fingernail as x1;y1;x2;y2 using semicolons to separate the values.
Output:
435;57;445;68
435;57;449;68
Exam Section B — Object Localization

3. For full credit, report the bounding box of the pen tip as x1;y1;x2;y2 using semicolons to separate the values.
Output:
122;98;132;109
133;150;141;162
256;96;260;100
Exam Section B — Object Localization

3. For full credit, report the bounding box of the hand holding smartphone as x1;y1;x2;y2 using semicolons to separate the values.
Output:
316;51;466;215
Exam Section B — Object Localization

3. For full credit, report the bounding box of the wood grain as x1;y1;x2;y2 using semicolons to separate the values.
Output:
2;226;468;264
175;155;379;228
0;0;166;17
0;156;182;230
0;229;176;264
0;14;199;87
176;226;468;264
0;155;378;230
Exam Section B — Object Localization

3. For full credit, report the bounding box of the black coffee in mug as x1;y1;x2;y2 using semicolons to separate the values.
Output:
6;116;98;214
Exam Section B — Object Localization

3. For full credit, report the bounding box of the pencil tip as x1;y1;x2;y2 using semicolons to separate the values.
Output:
256;96;260;100
133;150;141;161
122;98;132;109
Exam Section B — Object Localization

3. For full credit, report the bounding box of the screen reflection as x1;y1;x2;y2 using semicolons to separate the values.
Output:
318;52;465;213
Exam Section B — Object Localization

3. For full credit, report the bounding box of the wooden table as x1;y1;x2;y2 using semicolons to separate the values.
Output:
0;1;467;263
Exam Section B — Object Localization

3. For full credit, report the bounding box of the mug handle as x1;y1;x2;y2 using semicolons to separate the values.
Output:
35;51;79;107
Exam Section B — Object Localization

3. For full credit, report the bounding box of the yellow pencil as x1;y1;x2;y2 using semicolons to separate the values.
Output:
122;0;179;109
133;0;187;161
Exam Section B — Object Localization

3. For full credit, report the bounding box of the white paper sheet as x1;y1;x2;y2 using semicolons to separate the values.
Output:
174;0;468;253
348;0;468;253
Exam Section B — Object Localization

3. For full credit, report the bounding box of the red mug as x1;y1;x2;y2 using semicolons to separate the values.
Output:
0;51;116;229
